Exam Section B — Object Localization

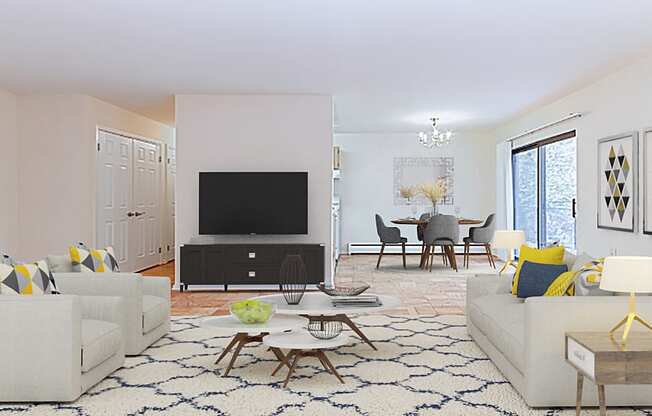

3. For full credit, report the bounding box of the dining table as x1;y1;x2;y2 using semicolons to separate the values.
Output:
391;218;483;226
391;217;483;269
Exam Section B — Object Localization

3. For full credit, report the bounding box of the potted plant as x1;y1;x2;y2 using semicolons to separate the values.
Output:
399;186;418;218
418;179;448;215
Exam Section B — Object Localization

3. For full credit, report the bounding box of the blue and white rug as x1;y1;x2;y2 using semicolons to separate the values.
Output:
2;315;650;415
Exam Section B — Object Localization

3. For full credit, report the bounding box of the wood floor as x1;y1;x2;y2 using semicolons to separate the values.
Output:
143;254;501;316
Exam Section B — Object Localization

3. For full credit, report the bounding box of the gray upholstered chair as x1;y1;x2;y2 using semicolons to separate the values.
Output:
374;214;407;269
423;214;460;271
416;213;432;268
462;213;496;269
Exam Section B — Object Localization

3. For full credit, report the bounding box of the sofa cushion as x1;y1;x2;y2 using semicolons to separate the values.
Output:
468;294;525;372
143;295;167;334
81;319;121;372
46;254;75;273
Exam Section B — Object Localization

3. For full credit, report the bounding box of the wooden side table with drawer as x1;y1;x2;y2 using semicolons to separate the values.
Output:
565;332;652;415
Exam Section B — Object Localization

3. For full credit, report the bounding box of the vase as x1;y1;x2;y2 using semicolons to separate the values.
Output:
431;203;439;216
279;254;307;305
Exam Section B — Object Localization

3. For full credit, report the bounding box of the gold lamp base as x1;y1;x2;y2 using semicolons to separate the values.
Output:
609;293;652;343
498;259;518;275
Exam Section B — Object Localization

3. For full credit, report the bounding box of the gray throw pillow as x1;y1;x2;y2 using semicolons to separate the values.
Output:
516;261;568;298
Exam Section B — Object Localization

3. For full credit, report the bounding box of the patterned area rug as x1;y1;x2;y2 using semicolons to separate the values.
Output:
3;315;650;415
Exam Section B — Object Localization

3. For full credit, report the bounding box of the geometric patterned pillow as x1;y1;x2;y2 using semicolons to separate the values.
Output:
69;246;119;273
0;260;57;295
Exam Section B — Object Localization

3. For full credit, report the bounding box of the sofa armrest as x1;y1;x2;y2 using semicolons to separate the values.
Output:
0;295;82;401
523;296;652;402
142;276;171;301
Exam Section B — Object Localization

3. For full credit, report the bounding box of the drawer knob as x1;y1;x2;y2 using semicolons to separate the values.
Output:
248;271;256;277
249;252;256;259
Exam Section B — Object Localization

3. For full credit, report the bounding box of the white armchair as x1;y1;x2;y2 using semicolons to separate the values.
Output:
0;295;125;402
54;272;171;355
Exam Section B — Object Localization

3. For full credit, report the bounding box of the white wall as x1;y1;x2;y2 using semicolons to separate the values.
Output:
175;94;333;284
16;94;174;260
0;89;19;254
494;55;652;258
334;131;495;251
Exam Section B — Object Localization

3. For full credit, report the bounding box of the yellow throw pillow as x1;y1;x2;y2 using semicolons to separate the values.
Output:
511;245;565;295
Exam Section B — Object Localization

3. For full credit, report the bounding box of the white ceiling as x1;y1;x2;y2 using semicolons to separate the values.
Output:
2;0;652;132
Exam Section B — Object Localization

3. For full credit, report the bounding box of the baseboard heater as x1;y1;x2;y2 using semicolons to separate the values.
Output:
347;243;490;255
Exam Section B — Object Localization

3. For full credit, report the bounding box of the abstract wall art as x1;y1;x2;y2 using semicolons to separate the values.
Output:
597;132;638;232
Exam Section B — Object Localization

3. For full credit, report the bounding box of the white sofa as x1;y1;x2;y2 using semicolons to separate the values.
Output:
48;255;171;356
467;274;652;407
0;295;125;402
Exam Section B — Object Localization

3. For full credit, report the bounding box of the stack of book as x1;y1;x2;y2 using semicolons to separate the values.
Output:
331;295;382;308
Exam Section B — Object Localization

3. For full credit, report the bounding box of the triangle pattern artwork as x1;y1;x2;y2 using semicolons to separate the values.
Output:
602;143;632;224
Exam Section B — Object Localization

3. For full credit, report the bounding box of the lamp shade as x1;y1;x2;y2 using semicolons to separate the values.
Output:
491;230;526;250
600;256;652;293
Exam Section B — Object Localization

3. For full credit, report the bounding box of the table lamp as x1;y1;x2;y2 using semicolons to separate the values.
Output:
491;230;525;274
600;256;652;342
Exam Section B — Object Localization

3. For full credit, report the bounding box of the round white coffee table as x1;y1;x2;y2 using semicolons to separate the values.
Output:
252;293;401;350
202;315;306;376
264;330;349;388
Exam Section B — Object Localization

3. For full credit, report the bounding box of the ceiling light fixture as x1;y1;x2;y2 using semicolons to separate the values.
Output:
417;117;453;148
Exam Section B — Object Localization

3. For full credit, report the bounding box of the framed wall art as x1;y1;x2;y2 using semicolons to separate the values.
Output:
597;132;638;232
643;128;652;234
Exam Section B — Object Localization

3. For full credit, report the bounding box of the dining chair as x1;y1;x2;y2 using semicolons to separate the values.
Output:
462;213;496;269
416;212;432;264
423;214;460;272
374;214;407;269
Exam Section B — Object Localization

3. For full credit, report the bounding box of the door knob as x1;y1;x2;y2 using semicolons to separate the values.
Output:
127;212;135;217
135;211;146;217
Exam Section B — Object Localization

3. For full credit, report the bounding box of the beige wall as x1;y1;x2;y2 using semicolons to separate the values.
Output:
0;89;19;255
175;94;334;285
15;94;174;260
495;55;652;258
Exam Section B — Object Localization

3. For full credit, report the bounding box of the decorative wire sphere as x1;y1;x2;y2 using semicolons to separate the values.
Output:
279;254;307;305
307;317;343;340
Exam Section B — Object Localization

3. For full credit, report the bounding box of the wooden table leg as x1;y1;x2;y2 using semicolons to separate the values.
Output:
598;384;606;416
339;314;377;350
215;334;242;364
575;372;583;416
317;350;345;384
283;350;301;388
217;332;269;377
271;349;296;376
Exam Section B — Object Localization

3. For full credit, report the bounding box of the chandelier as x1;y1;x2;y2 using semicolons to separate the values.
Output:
417;117;453;148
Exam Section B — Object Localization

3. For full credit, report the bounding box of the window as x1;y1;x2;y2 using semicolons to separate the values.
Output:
512;131;577;250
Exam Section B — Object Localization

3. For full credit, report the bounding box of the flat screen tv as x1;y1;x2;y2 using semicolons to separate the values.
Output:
199;172;308;235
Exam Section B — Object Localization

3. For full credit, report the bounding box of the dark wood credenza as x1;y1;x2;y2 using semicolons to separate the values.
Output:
179;243;325;291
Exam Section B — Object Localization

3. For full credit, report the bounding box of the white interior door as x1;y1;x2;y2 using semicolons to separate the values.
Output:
97;131;133;271
166;146;176;261
131;139;162;271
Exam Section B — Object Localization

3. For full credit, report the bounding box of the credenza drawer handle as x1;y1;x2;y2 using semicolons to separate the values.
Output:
249;252;256;259
248;271;256;277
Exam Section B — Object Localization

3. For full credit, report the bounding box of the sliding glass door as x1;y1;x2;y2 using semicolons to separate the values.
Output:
512;131;577;250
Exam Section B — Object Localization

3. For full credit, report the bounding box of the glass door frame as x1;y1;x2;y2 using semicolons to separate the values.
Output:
512;130;577;249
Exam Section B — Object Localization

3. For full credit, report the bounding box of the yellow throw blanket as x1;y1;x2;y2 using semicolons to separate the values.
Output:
543;258;604;297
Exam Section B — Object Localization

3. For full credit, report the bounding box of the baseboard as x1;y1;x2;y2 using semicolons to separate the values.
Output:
347;243;492;255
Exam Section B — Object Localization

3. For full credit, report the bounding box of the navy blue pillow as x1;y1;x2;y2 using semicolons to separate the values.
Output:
516;261;568;298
